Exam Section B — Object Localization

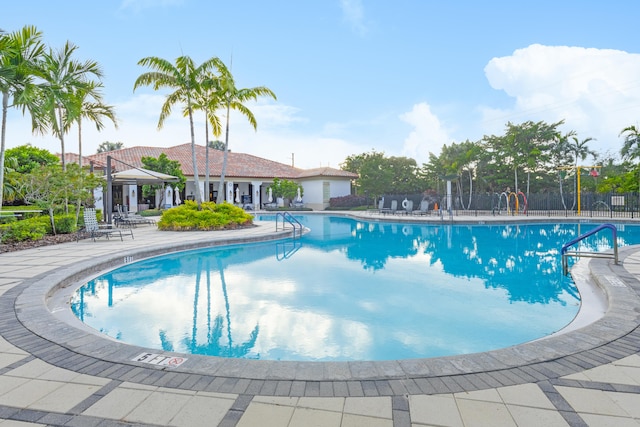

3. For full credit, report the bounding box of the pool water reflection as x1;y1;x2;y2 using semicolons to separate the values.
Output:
71;217;639;361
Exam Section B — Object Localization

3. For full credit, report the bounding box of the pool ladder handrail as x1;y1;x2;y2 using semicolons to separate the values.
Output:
276;211;303;239
561;223;618;275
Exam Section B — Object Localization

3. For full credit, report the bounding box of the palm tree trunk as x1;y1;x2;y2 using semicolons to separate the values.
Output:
0;91;8;212
58;106;66;171
204;114;210;202
216;101;231;204
188;108;202;207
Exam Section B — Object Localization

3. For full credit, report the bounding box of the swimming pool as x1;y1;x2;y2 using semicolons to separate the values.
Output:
71;216;637;362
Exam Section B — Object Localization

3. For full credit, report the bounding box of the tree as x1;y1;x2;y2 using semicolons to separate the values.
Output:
620;125;640;161
215;60;276;203
140;153;186;208
191;72;224;202
269;178;302;203
208;140;225;150
96;141;124;153
620;125;640;192
17;163;101;231
0;25;45;211
72;80;117;167
342;150;392;199
134;55;226;207
5;144;58;173
33;41;103;171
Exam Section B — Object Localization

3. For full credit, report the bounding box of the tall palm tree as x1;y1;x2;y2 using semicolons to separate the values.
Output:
0;25;45;210
215;61;276;203
134;55;226;207
33;41;103;171
72;81;117;167
190;72;223;202
567;136;596;209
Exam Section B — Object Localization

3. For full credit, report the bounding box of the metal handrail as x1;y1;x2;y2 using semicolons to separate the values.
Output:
561;223;618;275
276;212;303;239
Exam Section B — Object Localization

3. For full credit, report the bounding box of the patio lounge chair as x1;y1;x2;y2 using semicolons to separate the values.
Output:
378;198;392;215
81;208;134;241
389;200;398;215
413;200;430;216
115;205;154;227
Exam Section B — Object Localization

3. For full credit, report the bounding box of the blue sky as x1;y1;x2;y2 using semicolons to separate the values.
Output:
4;1;640;169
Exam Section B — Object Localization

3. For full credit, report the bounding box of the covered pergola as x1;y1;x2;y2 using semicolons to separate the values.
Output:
105;156;179;224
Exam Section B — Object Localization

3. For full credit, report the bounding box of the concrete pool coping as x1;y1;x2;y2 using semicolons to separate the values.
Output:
3;214;640;398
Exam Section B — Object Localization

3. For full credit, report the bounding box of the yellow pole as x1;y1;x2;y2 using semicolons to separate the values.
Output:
577;166;581;215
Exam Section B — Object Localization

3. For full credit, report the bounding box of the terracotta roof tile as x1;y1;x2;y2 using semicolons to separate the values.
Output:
83;144;358;179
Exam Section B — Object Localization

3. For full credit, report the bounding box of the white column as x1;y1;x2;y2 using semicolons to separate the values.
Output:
226;181;234;203
165;186;173;208
252;181;262;209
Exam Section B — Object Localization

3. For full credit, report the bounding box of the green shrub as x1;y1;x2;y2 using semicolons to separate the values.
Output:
138;209;161;217
0;220;47;243
157;201;253;231
0;215;17;225
55;214;77;234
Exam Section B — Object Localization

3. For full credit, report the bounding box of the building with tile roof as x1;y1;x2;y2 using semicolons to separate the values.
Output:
82;143;358;212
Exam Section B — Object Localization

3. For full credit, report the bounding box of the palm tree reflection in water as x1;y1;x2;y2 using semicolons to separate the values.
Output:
159;257;259;358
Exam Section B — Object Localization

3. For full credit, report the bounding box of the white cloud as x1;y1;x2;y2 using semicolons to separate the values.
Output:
399;103;452;164
482;44;640;157
339;0;368;36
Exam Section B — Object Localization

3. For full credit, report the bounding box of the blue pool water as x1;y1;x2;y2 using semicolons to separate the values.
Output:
71;216;639;361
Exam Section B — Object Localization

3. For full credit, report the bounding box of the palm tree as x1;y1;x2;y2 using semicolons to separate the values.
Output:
96;141;124;153
566;135;596;208
215;61;276;203
620;125;640;191
620;125;640;160
33;41;103;171
0;25;45;210
134;55;226;207
190;72;223;202
72;81;117;167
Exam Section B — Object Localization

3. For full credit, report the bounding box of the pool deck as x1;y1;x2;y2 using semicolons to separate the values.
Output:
1;212;640;426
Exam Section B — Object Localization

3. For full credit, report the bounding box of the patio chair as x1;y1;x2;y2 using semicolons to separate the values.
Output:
389;200;398;215
80;208;134;241
378;198;391;215
413;200;431;216
116;204;154;227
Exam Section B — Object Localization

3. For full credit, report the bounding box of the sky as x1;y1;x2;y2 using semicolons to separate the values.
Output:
3;1;640;169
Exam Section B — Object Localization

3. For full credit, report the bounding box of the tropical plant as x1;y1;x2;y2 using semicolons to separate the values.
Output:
32;41;103;171
215;60;276;203
620;125;640;161
134;55;226;207
140;153;186;207
269;177;302;201
4;144;59;173
157;200;253;231
96;141;124;153
0;25;45;211
72;80;117;167
191;72;225;202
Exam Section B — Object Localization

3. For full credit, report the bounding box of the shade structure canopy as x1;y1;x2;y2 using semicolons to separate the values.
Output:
110;168;179;185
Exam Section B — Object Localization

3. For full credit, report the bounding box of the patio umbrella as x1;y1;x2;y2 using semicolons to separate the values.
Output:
268;188;273;203
174;187;181;205
296;187;302;202
235;188;240;203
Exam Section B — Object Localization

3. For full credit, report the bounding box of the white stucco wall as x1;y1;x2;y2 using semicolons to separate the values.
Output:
300;178;352;210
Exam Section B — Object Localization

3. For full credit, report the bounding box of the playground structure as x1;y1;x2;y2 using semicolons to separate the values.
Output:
493;191;528;215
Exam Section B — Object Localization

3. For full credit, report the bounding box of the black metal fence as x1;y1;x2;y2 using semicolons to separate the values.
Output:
377;192;640;219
